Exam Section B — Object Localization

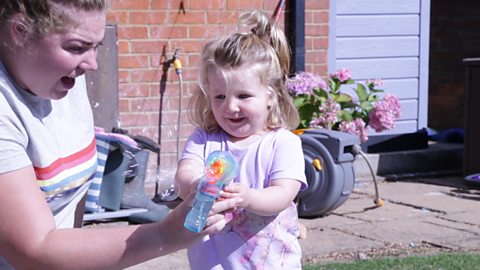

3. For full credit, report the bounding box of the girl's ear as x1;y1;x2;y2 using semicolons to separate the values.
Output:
9;14;29;46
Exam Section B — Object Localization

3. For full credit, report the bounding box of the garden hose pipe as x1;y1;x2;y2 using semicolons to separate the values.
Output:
171;49;183;161
352;144;384;207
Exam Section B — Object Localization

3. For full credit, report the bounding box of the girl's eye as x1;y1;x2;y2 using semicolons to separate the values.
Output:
215;95;226;101
239;94;251;99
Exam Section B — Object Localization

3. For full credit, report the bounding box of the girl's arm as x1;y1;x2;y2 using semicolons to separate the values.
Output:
222;179;301;216
175;158;204;200
0;165;238;270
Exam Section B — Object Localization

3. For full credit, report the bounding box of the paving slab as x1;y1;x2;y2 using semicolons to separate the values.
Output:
443;211;480;226
300;227;382;257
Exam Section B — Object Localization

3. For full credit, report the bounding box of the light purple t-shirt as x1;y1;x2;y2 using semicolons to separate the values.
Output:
181;128;307;270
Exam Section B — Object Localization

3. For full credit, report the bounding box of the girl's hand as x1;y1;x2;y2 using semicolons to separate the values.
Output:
220;183;251;209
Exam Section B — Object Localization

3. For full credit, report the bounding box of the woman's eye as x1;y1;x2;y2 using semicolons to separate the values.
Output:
69;46;86;53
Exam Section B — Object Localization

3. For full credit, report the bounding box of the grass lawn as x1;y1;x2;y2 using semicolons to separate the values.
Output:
303;252;480;270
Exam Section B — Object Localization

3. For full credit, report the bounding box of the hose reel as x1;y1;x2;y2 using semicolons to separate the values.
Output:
296;129;360;218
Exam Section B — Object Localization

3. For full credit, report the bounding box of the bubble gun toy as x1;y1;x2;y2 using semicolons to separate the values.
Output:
184;150;239;233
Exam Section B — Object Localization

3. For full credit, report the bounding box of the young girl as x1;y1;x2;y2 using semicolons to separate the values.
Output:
175;10;307;270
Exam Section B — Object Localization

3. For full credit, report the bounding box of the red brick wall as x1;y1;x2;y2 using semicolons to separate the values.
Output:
105;0;329;185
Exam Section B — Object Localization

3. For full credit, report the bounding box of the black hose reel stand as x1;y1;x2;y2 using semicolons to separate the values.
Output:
296;129;360;218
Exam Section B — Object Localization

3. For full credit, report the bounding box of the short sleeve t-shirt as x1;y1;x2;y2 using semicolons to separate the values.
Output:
0;61;97;221
182;128;307;270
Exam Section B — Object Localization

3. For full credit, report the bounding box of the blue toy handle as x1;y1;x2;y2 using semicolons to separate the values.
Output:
184;151;239;233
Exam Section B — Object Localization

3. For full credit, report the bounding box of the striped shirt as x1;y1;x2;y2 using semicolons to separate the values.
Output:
0;61;96;217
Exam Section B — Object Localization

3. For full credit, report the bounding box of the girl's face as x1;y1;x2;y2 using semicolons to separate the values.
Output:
208;66;272;141
11;7;106;99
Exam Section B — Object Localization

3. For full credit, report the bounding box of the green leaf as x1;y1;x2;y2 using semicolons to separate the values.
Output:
329;80;338;92
313;88;328;99
335;93;353;103
355;84;368;101
360;101;373;111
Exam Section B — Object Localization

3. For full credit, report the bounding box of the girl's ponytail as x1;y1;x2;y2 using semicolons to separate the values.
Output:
239;10;291;80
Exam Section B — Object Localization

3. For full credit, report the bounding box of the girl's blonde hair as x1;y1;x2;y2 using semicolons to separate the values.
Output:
189;10;299;133
0;0;107;41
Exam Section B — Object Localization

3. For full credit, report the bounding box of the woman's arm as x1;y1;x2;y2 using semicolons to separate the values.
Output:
0;165;238;270
222;179;301;216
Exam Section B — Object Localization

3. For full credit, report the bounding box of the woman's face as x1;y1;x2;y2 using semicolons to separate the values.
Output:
12;7;106;99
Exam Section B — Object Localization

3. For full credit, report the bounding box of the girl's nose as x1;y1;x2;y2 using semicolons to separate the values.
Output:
79;49;99;71
223;98;240;113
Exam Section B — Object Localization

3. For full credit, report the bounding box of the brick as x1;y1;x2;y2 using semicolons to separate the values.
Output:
171;11;207;24
118;70;130;83
118;99;130;113
313;37;328;50
305;50;327;63
151;0;184;10
306;24;328;36
306;0;329;10
190;0;226;10
189;25;226;39
169;40;206;53
111;0;149;10
107;11;128;24
130;98;161;112
118;54;150;68
119;83;151;97
130;41;167;54
150;26;188;39
206;11;241;24
117;26;149;39
119;113;150;127
227;0;263;10
130;69;161;83
129;11;169;24
117;41;130;54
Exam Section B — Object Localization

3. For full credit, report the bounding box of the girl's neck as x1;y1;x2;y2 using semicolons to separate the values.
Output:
226;129;271;146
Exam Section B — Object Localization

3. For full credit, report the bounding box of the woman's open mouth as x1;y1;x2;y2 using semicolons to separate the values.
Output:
61;76;76;89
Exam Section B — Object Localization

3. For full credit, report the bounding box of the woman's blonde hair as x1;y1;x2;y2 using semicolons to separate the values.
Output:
189;10;299;133
0;0;107;40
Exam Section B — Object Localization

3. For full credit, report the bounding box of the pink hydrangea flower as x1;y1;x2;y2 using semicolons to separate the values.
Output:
369;94;401;132
309;98;339;128
329;68;351;82
366;79;384;87
339;119;368;143
287;72;326;96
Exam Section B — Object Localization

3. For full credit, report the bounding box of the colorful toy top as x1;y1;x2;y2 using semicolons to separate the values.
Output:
201;151;239;196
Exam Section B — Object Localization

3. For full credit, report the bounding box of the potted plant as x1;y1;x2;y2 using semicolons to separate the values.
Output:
287;68;401;143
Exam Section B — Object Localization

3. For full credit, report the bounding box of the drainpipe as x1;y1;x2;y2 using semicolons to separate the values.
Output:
285;0;305;75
